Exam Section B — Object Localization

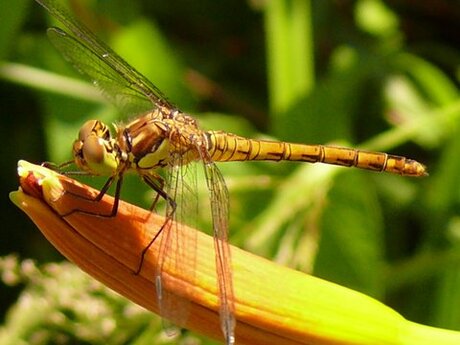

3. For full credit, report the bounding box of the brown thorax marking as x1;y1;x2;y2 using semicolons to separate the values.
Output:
115;107;203;172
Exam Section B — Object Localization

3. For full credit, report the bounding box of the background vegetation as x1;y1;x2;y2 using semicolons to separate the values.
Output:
1;0;459;344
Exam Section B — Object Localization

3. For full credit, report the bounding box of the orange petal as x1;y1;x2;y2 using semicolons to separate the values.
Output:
10;160;460;345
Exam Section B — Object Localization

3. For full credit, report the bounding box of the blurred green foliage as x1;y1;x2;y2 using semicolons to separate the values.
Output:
1;0;460;344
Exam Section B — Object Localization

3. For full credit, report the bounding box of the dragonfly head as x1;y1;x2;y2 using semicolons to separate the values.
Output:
73;120;120;176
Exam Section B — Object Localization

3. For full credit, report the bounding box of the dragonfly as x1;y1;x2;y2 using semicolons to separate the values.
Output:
34;0;427;344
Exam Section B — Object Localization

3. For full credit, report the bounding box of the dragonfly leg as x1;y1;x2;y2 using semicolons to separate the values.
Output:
134;175;177;275
146;174;165;213
41;161;61;171
41;159;74;171
59;175;123;217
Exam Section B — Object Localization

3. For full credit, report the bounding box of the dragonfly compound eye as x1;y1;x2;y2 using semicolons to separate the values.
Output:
78;120;98;141
82;135;107;165
76;134;119;176
78;120;111;142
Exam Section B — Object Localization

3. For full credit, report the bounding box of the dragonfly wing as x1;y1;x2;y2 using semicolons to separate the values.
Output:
47;28;152;115
37;0;174;115
198;151;236;344
155;158;198;332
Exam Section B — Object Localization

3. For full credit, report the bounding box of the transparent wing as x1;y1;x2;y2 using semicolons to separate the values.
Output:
155;156;198;331
36;0;174;115
47;28;152;115
198;149;236;344
156;148;235;345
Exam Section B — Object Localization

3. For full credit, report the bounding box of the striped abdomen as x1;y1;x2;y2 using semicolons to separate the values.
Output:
206;131;427;177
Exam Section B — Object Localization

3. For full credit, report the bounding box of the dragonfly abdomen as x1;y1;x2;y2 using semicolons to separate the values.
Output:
207;131;427;177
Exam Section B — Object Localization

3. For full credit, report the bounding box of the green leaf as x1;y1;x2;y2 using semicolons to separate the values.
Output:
315;172;385;298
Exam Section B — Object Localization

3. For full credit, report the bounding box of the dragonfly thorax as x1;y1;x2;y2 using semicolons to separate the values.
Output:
73;120;122;176
119;114;174;171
